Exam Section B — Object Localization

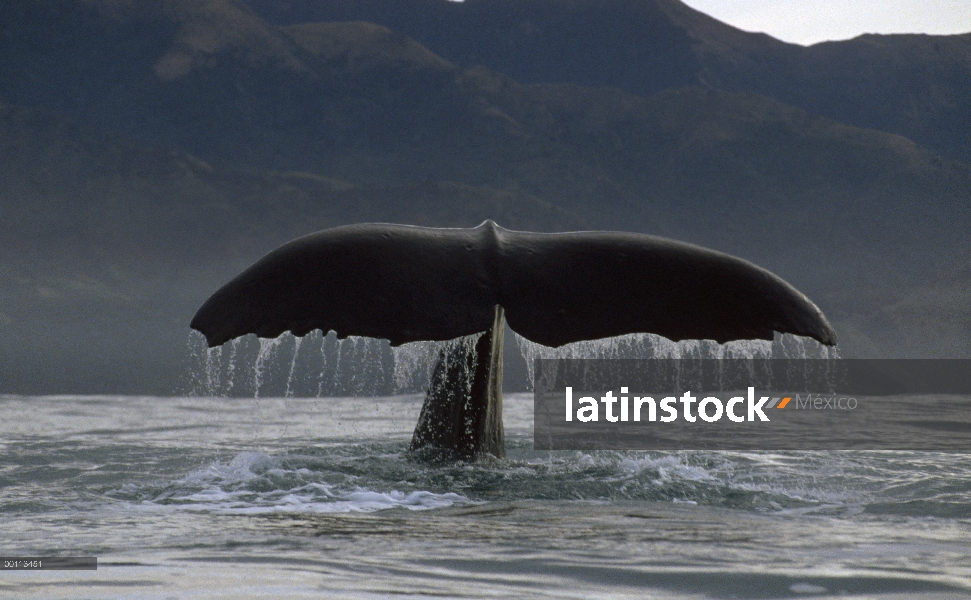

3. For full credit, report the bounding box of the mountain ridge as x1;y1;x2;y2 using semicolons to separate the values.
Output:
243;0;971;163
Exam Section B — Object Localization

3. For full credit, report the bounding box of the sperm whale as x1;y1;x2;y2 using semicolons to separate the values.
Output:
191;220;836;458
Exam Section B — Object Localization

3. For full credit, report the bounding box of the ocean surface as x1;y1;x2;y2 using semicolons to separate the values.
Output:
2;388;971;599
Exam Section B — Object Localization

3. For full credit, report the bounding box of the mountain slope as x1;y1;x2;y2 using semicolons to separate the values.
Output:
244;0;971;163
3;0;967;233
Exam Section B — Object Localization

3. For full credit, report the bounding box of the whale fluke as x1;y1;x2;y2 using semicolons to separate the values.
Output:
190;221;837;349
190;221;836;459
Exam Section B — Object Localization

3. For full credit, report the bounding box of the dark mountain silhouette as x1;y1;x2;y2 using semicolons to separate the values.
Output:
3;1;966;225
0;0;969;393
244;0;971;163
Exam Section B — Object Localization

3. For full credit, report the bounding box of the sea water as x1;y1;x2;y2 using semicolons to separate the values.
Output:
2;335;970;598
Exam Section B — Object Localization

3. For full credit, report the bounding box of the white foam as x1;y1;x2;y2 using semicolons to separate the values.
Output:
141;452;469;515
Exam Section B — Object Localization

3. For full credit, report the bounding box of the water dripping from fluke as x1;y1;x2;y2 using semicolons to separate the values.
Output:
253;336;284;399
513;332;831;388
184;326;839;452
284;336;302;398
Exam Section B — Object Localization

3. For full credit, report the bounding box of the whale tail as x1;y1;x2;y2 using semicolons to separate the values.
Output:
190;222;837;459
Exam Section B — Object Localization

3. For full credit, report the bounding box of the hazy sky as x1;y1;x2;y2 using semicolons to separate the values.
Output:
680;0;971;45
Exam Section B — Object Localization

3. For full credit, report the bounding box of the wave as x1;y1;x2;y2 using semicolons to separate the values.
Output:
104;445;971;519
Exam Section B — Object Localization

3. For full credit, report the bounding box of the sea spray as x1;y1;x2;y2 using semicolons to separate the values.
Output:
284;336;302;398
224;338;240;396
187;329;840;398
316;331;330;397
330;336;381;396
254;336;284;398
182;331;211;396
391;340;448;394
205;345;222;396
515;331;837;389
341;336;373;396
332;336;347;396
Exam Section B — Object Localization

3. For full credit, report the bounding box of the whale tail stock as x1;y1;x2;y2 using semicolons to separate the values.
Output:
411;305;505;459
190;221;837;459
